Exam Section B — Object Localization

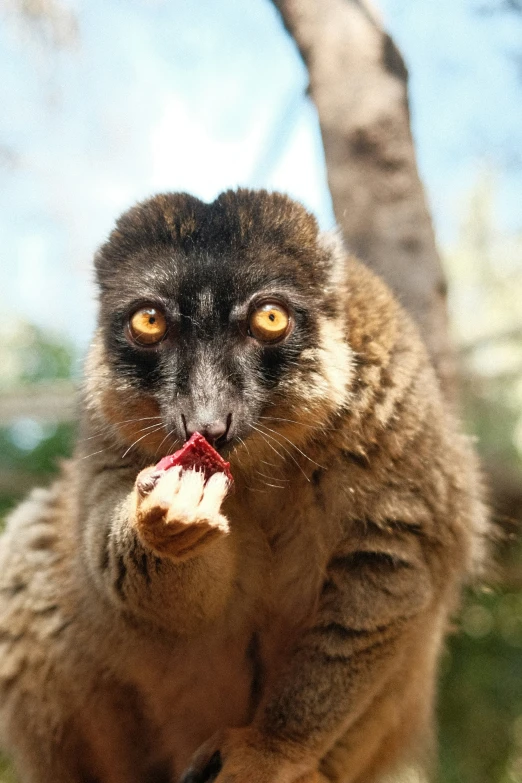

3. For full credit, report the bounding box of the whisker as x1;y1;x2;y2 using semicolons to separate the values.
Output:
258;481;286;490
82;421;164;459
80;447;111;461
256;423;325;470
249;426;286;465
259;415;336;432
230;437;248;468
259;458;280;469
153;428;178;458
230;438;269;493
251;424;310;482
81;421;165;450
78;416;163;442
232;433;289;492
121;424;165;459
236;436;254;463
255;469;289;484
166;431;179;453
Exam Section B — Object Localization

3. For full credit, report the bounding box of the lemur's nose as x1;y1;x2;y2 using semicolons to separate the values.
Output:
182;413;233;447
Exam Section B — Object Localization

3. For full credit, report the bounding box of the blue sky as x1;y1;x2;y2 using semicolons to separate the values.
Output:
379;0;522;245
0;0;520;348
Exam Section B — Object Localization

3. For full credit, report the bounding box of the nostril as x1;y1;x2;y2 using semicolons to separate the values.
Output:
225;412;233;440
183;415;233;447
214;413;233;447
204;420;228;443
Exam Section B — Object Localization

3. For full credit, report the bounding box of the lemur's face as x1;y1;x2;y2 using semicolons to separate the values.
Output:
92;190;352;468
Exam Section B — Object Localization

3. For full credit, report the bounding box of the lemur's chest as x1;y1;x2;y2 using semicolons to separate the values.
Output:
129;572;321;778
128;624;253;776
122;482;337;774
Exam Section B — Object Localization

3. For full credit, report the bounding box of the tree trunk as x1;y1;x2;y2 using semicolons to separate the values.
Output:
272;0;455;397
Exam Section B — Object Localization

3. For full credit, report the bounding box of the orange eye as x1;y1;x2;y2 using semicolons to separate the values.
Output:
248;302;291;343
128;307;167;345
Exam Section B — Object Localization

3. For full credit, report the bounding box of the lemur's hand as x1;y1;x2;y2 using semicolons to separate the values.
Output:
132;466;230;561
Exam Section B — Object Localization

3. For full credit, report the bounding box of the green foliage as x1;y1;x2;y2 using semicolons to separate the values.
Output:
461;376;521;468
0;320;75;389
439;589;522;783
438;172;522;782
0;325;78;779
0;423;75;479
0;756;16;783
445;170;522;477
0;321;77;534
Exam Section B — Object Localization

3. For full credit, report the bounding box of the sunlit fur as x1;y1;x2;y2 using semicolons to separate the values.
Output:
0;190;488;783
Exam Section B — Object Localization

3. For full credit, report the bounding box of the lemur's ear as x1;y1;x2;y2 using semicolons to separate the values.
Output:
317;229;348;291
212;189;319;254
93;192;205;288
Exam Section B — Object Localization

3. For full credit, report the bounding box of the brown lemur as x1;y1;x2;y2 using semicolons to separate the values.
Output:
0;190;488;783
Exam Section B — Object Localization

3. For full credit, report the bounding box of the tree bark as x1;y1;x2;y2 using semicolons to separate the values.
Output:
272;0;455;397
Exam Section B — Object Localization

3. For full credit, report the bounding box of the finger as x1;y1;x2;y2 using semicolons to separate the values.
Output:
173;469;206;513
141;466;182;513
199;472;231;516
179;750;222;783
135;467;162;497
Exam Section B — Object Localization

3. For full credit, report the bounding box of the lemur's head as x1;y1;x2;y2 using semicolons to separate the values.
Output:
88;190;353;472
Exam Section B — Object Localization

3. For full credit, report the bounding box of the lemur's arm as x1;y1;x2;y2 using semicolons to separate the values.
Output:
78;459;236;631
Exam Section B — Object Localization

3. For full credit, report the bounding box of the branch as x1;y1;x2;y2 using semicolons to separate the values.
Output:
272;0;455;397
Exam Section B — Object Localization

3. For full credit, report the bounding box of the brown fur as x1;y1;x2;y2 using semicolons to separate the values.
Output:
0;190;487;783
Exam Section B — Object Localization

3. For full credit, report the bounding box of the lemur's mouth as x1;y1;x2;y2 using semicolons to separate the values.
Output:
215;436;239;458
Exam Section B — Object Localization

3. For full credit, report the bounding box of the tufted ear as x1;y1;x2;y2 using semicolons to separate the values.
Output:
317;228;349;291
212;188;320;254
93;192;206;289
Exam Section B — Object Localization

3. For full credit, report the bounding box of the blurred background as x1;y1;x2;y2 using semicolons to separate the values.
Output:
0;0;521;781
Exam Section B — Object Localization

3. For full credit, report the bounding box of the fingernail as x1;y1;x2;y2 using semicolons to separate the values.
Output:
137;471;161;496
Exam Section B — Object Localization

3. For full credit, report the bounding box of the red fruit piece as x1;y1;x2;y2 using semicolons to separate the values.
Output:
155;432;233;483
